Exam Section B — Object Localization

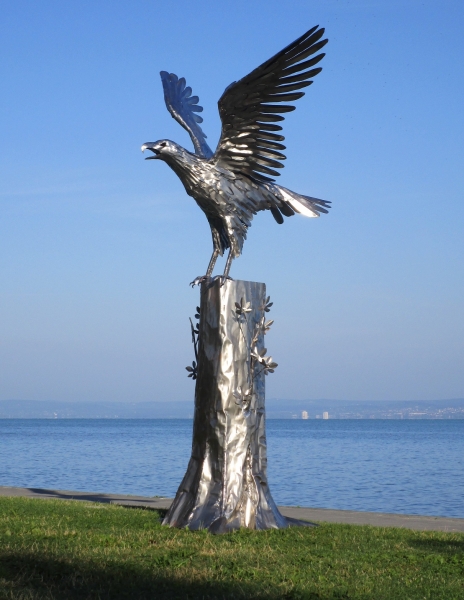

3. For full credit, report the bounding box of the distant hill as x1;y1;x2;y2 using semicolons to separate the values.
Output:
264;398;464;419
0;399;192;419
1;398;464;419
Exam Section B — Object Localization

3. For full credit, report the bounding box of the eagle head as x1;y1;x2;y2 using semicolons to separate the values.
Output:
141;139;181;161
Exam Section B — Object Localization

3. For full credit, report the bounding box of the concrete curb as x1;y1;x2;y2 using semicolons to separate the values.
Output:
1;486;463;533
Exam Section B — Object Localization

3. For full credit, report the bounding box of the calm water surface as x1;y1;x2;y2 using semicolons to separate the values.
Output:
1;419;463;518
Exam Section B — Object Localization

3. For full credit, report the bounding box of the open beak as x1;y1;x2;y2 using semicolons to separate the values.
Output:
141;143;160;159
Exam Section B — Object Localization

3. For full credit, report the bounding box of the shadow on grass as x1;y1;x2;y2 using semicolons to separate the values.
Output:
118;505;169;519
408;537;464;555
0;552;329;600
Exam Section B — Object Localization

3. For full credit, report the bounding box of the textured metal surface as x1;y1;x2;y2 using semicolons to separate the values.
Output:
163;279;305;532
142;26;331;281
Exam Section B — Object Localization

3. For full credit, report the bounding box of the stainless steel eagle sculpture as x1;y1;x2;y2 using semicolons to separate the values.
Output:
142;26;330;285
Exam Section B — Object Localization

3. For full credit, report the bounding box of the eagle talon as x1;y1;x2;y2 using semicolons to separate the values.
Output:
190;275;211;287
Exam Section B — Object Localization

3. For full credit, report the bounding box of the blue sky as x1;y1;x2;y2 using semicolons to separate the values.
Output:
1;0;463;403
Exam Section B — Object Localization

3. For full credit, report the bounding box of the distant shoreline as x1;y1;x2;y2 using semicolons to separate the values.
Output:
1;416;464;420
1;398;464;419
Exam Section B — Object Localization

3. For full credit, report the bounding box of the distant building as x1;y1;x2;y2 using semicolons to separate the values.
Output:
301;410;308;420
323;411;329;420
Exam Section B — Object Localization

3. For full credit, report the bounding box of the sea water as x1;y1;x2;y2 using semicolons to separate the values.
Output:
0;419;463;518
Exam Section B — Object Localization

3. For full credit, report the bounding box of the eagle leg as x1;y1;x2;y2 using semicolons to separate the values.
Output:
206;248;220;277
223;249;233;280
214;249;234;287
190;249;220;287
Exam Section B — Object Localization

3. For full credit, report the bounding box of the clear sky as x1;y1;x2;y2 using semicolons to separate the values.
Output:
1;0;463;403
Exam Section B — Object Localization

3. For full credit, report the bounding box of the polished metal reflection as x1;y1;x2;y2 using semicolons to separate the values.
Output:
163;279;314;532
142;26;331;285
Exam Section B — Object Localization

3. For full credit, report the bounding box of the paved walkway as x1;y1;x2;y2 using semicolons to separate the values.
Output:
1;486;463;533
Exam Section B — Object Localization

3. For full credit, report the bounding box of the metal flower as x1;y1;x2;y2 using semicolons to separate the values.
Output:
186;361;198;380
251;346;267;364
260;296;273;313
235;297;252;316
190;317;199;337
262;355;278;375
258;316;274;334
251;346;278;374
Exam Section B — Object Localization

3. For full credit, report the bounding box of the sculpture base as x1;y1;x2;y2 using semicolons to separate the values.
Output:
163;279;316;533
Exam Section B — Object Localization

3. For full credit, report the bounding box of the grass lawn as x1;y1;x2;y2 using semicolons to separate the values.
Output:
0;497;463;599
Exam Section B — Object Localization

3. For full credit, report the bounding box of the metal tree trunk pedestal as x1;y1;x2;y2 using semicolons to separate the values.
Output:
163;279;310;533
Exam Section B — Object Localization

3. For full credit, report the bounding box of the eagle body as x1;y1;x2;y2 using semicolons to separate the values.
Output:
159;143;250;258
142;26;331;283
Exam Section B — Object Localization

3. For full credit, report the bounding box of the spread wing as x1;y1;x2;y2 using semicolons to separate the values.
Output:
213;26;328;180
160;71;213;159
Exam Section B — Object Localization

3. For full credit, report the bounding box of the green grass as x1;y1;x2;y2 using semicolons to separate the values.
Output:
1;497;463;599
